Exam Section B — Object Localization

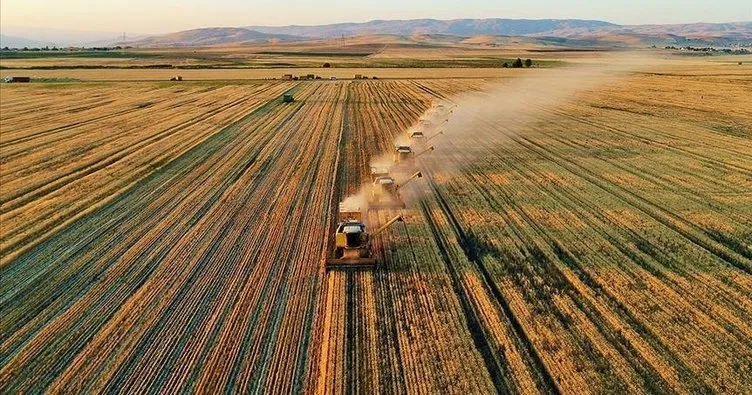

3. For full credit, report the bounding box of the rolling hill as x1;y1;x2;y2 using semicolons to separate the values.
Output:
123;19;751;48
0;34;51;49
129;27;303;47
246;18;619;37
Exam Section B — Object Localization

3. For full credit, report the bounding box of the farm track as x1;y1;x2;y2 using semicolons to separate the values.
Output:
1;73;751;393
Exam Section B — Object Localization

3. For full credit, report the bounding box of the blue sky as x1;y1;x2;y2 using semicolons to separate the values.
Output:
2;0;750;34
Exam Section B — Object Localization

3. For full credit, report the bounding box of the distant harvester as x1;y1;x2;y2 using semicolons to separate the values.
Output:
4;76;31;83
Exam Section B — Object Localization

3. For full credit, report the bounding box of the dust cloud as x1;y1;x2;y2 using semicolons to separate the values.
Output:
420;51;657;177
340;187;368;213
339;52;656;213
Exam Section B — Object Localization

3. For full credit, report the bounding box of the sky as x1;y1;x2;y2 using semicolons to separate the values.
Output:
1;0;751;35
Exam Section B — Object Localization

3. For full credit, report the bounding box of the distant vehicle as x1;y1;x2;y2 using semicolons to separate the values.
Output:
170;76;183;81
4;76;31;83
283;94;294;103
330;76;337;80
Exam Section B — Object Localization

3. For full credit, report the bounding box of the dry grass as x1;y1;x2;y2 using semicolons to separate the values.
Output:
0;67;536;81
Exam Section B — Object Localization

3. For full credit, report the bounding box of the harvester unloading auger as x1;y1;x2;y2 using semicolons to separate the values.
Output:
325;203;404;270
426;130;443;143
369;171;423;209
393;145;434;165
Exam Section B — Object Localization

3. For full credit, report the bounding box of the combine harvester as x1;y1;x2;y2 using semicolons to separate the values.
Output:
407;129;425;140
325;104;451;271
393;144;434;169
369;169;423;209
325;203;404;270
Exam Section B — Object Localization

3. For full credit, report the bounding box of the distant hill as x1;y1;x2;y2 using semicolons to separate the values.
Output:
244;19;752;47
0;34;51;49
113;19;752;48
0;27;131;48
245;19;618;38
618;22;752;45
129;28;303;47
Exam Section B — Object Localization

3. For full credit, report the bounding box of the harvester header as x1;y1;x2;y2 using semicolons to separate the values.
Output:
326;201;405;270
370;166;391;181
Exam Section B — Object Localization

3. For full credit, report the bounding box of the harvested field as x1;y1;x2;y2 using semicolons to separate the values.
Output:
0;67;524;81
0;81;292;262
1;60;751;393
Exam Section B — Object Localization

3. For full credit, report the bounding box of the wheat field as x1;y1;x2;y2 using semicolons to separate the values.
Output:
1;57;751;393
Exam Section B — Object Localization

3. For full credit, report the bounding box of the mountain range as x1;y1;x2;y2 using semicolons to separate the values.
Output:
245;18;620;37
129;28;301;47
137;19;752;47
1;34;52;49
5;19;751;48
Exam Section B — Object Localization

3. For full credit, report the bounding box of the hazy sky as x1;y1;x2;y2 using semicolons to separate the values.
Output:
2;0;751;34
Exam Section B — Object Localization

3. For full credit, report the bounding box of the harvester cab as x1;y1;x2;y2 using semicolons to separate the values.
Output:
407;130;425;139
326;203;404;270
370;166;391;181
393;145;414;164
370;176;398;208
370;171;423;209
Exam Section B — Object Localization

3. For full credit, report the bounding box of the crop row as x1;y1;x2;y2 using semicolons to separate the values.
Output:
411;75;752;393
314;74;750;394
0;82;292;263
2;75;749;393
1;81;343;392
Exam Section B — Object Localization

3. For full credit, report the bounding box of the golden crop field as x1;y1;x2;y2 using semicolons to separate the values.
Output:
1;56;751;393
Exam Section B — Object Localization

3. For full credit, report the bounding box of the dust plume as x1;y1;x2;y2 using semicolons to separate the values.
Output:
340;187;368;213
420;51;658;177
340;52;656;213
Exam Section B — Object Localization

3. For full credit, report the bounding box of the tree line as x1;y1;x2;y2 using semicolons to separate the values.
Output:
502;58;533;68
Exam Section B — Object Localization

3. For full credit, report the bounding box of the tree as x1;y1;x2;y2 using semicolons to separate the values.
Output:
512;58;523;68
525;58;532;67
322;62;331;68
502;62;509;68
